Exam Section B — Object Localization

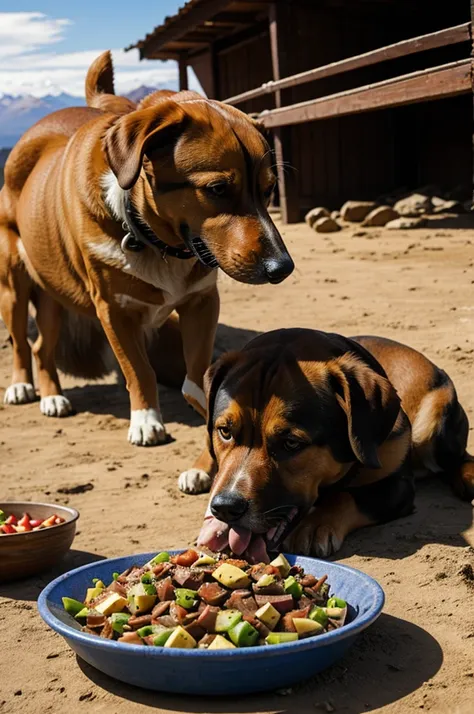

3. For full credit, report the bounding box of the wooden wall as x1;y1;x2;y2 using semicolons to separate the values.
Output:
193;0;472;215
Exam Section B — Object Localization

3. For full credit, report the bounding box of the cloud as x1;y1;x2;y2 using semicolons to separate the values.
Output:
0;12;200;97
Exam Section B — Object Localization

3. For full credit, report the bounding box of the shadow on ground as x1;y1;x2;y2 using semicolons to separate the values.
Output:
62;323;261;425
332;477;473;562
78;613;442;713
0;549;105;602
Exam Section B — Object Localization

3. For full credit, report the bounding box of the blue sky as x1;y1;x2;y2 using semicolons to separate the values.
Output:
0;2;202;96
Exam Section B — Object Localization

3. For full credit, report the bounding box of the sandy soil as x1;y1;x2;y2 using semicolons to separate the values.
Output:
1;216;474;714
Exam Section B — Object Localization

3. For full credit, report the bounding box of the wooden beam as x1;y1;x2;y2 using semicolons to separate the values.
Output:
259;60;471;128
144;0;230;55
268;1;299;224
224;23;470;105
471;1;474;205
179;53;188;91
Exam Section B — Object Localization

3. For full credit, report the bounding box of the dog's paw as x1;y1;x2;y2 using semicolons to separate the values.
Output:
40;395;73;417
284;518;343;558
4;382;36;405
178;468;212;495
128;408;167;446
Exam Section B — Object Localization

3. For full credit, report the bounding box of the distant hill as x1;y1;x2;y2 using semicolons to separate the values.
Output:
0;86;163;149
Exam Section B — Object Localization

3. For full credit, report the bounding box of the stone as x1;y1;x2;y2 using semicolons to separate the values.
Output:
362;206;399;227
305;207;329;227
331;210;341;220
340;200;377;222
314;216;341;233
393;193;432;217
385;217;427;230
431;196;464;214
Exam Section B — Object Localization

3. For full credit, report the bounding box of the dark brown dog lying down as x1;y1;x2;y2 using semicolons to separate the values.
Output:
195;329;474;561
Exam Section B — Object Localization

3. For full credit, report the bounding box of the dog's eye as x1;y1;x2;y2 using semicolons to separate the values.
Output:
217;426;233;442
206;181;228;198
283;437;304;453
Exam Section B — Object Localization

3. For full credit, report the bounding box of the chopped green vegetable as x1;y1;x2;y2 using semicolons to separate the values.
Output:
309;606;329;627
110;612;131;634
327;596;346;609
0;510;6;524
228;620;259;647
174;588;199;609
149;552;170;565
153;628;175;646
325;606;344;619
265;632;298;645
284;575;303;599
215;609;242;633
293;618;324;636
112;572;119;581
62;597;86;617
141;572;152;584
142;583;157;597
75;607;91;620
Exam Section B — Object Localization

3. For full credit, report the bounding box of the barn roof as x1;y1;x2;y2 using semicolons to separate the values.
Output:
126;0;273;60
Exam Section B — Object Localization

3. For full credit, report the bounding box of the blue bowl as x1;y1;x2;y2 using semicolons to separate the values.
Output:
38;551;384;695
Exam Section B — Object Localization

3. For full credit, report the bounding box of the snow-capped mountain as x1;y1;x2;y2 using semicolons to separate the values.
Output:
0;86;160;149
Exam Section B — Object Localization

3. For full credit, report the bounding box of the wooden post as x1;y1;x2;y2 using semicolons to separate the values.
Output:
269;2;299;223
179;53;189;91
471;2;474;205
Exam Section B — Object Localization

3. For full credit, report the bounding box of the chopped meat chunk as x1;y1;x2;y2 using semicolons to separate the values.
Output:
198;582;228;606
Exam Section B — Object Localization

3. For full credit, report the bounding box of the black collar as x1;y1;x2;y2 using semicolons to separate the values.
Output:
120;191;218;269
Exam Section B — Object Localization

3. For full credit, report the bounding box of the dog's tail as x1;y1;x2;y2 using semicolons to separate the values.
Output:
85;51;136;114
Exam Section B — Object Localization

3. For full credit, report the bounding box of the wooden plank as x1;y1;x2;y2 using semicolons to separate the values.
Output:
471;0;474;205
144;0;230;54
268;1;299;224
178;54;189;91
224;23;471;105
259;60;472;129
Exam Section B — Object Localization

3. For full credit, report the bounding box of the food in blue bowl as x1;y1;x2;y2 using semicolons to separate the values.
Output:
38;550;384;695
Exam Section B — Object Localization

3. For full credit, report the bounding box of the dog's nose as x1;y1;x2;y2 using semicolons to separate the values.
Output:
263;254;295;284
210;492;248;523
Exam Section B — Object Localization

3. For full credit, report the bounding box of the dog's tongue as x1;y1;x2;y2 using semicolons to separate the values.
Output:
228;527;252;555
245;535;270;564
197;516;229;552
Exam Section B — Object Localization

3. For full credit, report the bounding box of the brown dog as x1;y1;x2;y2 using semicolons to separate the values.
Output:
0;52;293;458
195;329;474;560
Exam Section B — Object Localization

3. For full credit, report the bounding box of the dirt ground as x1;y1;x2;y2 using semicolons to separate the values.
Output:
1;216;474;714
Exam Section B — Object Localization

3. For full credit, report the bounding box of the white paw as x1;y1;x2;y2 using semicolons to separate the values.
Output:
128;408;167;446
4;382;36;405
178;468;212;495
40;395;73;417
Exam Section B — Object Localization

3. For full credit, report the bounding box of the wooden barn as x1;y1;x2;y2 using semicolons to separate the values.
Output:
127;0;474;222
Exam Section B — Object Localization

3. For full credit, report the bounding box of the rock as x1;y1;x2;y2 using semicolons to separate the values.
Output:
340;200;377;222
305;207;329;227
431;196;464;214
362;206;398;227
314;216;341;233
393;193;432;217
386;217;427;230
331;210;341;220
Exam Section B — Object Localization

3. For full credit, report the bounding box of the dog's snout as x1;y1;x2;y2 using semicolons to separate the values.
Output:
210;492;248;523
263;254;295;284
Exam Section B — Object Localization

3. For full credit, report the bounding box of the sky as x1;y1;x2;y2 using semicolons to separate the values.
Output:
0;1;202;97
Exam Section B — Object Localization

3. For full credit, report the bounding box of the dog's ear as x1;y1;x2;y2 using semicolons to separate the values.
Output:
328;357;401;469
103;102;188;190
204;352;240;458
